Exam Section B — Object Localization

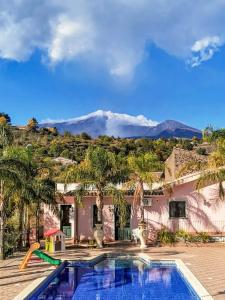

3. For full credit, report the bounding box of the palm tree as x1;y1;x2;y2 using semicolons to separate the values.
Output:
196;139;225;198
176;159;206;179
0;123;56;255
0;157;31;259
15;176;57;247
63;147;128;236
127;152;162;223
196;168;225;199
177;139;225;198
3;145;34;249
0;120;13;149
33;178;57;242
3;145;57;248
0;125;25;254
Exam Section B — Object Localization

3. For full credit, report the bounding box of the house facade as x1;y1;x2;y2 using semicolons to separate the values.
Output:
43;176;225;242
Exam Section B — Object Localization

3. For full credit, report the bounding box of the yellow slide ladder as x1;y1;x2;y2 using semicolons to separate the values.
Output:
19;242;40;270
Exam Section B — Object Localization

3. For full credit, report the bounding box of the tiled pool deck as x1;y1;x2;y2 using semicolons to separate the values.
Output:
1;243;225;300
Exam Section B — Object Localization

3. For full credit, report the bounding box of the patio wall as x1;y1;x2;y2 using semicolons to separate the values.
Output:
43;181;225;241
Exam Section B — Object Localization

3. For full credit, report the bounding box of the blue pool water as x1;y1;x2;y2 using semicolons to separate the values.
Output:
29;257;200;300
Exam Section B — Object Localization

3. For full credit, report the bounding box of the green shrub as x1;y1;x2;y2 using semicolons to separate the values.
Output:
157;228;176;245
186;233;200;243
158;230;211;245
175;230;211;243
185;232;211;243
4;223;19;257
197;232;210;243
175;230;190;242
88;239;97;248
196;147;207;155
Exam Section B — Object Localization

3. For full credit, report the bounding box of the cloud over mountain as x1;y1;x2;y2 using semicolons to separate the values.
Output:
42;110;158;137
40;110;201;138
0;1;225;77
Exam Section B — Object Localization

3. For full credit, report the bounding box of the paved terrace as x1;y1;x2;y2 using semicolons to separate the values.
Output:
0;243;225;300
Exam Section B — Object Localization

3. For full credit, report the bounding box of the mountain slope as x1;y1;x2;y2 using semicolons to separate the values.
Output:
40;111;202;138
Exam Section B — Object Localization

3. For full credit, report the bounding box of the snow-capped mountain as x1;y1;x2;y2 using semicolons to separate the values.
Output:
40;110;202;138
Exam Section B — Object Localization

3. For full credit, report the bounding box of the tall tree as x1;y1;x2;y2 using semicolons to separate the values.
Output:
3;146;33;249
33;178;57;242
0;123;15;258
3;145;57;247
64;147;128;231
196;139;225;198
127;153;162;223
0;121;13;148
177;139;225;198
27;118;38;132
0;158;31;259
0;113;11;125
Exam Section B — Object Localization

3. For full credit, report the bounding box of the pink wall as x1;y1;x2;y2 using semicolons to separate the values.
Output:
167;181;225;233
146;181;225;234
43;181;225;241
43;204;60;231
77;196;115;241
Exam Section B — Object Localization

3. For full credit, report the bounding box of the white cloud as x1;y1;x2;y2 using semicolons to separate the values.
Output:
48;14;95;63
188;36;222;67
0;1;225;76
191;36;220;52
42;110;159;137
42;110;158;127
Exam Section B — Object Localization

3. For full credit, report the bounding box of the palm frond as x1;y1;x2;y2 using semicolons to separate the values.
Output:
68;183;88;206
104;185;128;228
177;160;206;178
196;169;225;199
121;179;136;192
163;183;174;197
0;169;22;190
0;158;34;179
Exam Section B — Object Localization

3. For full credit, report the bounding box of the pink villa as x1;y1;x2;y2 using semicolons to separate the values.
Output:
43;149;225;243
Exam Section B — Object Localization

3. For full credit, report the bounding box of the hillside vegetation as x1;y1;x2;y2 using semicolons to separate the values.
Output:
0;113;224;259
12;126;205;165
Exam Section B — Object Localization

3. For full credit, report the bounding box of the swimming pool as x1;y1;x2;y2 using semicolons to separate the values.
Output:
26;256;200;300
26;255;202;300
25;255;208;300
31;258;200;300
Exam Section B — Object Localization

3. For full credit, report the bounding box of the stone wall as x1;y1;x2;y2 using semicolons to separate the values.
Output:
165;147;208;181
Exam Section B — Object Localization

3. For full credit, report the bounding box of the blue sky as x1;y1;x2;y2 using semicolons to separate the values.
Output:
0;1;225;129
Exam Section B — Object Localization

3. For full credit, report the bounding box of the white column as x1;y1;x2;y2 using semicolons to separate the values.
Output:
70;205;75;239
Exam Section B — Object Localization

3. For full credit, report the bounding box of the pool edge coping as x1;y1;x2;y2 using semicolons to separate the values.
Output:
14;276;48;300
138;254;213;300
14;252;213;300
13;261;67;300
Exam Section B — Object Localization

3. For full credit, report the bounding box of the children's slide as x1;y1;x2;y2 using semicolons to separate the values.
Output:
19;242;40;270
33;249;62;266
19;242;62;270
